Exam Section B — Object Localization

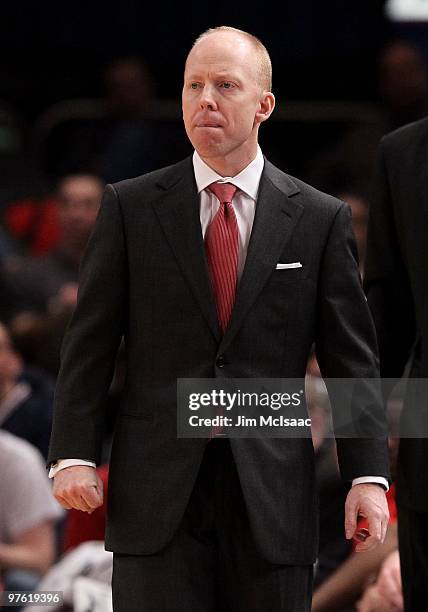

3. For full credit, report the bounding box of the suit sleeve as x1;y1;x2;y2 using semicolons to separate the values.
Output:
47;184;127;466
315;202;390;482
364;139;416;380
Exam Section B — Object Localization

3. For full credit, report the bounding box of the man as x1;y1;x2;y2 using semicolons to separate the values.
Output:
0;430;63;593
49;27;390;611
364;116;428;611
2;173;103;317
0;322;53;459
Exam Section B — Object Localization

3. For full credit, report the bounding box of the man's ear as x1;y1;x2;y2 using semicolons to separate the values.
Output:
255;92;275;125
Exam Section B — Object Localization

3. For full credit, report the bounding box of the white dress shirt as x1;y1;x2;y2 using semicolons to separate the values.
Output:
195;145;263;279
49;147;388;491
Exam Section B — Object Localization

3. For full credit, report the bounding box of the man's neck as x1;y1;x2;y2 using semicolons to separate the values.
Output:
199;146;258;178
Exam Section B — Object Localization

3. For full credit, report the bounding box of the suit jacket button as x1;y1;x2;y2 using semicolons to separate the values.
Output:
216;355;226;368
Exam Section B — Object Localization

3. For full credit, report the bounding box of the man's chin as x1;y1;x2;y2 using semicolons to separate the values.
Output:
192;141;227;159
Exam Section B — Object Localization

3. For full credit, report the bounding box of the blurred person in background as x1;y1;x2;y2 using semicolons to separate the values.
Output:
356;549;402;611
0;228;19;321
0;227;18;262
97;56;162;182
365;116;428;610
45;57;170;183
0;430;63;600
0;321;54;459
312;518;399;612
378;41;428;130
305;126;381;276
2;173;103;319
306;126;385;205
3;195;60;258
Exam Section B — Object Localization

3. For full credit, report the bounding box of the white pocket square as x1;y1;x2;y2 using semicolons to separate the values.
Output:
275;262;302;269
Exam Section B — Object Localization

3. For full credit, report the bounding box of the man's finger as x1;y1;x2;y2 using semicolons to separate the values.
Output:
344;499;358;539
79;495;96;513
54;495;73;510
57;483;97;512
353;509;383;552
82;484;103;509
366;506;383;542
65;490;92;512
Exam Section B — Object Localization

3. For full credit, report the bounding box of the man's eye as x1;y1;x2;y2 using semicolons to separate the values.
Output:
190;83;200;89
220;82;234;89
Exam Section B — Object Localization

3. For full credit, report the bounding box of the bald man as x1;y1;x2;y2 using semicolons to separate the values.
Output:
48;27;390;611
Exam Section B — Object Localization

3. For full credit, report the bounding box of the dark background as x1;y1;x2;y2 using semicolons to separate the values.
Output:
0;0;411;117
1;1;427;195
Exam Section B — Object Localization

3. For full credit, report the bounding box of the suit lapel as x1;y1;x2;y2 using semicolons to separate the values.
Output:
219;160;303;353
151;157;304;349
152;158;221;342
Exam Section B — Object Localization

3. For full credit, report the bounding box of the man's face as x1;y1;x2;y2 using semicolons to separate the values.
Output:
58;176;103;246
182;33;270;165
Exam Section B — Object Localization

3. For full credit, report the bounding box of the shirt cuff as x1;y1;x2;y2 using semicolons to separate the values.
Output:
49;459;97;478
351;476;389;492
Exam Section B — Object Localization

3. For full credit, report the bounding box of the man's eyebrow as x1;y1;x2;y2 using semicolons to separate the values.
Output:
185;71;241;81
211;72;241;81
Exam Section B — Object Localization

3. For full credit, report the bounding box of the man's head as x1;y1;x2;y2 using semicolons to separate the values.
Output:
378;41;428;112
104;57;154;119
182;26;275;174
56;174;104;252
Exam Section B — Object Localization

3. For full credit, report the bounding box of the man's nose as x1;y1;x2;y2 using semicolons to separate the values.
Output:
199;85;218;110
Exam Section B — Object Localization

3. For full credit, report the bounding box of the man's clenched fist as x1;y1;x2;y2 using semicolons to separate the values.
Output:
345;483;389;552
53;465;104;513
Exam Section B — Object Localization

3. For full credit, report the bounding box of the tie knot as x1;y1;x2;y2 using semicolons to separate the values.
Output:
208;182;238;204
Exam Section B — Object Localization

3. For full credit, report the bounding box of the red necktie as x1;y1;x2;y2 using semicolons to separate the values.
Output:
205;182;239;334
205;182;238;439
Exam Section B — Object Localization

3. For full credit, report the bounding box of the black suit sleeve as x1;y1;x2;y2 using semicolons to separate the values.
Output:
315;202;390;482
47;184;127;466
364;139;417;380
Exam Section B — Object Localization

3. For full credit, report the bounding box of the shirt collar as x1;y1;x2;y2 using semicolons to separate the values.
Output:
192;145;264;200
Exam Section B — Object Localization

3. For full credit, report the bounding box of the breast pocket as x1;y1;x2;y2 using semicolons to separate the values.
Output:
270;265;305;284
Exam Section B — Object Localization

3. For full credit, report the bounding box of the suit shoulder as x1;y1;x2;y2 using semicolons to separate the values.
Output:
381;117;428;151
291;175;344;214
266;162;345;220
108;157;192;201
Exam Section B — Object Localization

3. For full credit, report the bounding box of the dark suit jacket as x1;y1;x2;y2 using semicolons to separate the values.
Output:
365;117;428;512
48;156;389;564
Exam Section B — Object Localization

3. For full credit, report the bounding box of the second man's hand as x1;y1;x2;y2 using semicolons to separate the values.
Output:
344;483;389;552
52;465;103;513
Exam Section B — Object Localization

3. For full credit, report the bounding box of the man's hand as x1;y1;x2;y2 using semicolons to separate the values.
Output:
52;465;103;513
344;483;389;552
356;584;399;612
375;549;403;609
356;550;403;611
